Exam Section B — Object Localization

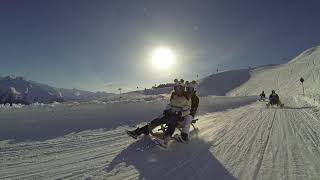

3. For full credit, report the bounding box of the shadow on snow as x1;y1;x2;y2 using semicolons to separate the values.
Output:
105;137;236;180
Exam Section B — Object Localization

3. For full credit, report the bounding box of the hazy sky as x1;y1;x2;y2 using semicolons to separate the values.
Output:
1;0;319;92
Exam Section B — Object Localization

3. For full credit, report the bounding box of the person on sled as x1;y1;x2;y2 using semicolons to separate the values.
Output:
267;90;283;107
126;79;191;145
175;80;199;142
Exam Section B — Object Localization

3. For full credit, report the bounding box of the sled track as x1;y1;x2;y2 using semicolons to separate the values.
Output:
252;109;277;179
2;97;320;179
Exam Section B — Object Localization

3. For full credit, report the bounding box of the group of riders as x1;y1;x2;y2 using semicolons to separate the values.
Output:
260;90;283;107
127;79;199;147
127;79;283;147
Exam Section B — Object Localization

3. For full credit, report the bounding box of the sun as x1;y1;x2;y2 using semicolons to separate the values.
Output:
151;47;176;70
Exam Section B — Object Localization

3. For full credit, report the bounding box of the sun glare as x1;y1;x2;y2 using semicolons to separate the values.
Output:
151;47;176;70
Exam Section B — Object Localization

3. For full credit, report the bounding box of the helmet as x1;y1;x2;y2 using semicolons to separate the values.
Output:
173;79;185;91
174;79;185;87
186;80;197;92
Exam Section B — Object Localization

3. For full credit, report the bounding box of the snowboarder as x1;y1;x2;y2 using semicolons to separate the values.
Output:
259;91;266;101
267;90;283;107
175;80;199;143
126;79;191;146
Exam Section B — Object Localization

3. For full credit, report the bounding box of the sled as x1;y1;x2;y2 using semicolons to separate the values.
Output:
150;119;199;136
259;98;266;102
149;118;200;144
126;119;200;149
266;103;284;108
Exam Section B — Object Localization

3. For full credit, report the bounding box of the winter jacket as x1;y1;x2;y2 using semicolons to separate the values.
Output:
269;94;279;103
169;92;191;117
190;93;199;118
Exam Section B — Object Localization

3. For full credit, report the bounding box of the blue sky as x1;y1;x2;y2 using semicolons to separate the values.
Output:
0;0;319;92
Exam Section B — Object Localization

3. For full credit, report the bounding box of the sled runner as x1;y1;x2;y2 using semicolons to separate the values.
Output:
150;118;199;137
148;118;200;148
266;102;284;108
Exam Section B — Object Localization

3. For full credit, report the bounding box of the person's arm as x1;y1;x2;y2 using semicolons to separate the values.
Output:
190;95;199;118
170;92;175;101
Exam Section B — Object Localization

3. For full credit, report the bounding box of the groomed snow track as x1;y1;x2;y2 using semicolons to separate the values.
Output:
1;97;320;179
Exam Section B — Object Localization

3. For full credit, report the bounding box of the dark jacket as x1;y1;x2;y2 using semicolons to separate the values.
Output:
269;93;279;103
190;93;199;118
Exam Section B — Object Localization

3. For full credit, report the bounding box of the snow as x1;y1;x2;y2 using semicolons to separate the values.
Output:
197;69;251;96
229;46;320;98
1;46;320;179
0;95;256;179
0;76;113;104
1;95;320;179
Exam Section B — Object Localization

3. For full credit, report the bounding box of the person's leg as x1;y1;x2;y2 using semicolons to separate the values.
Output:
131;115;168;136
164;115;180;137
181;115;193;140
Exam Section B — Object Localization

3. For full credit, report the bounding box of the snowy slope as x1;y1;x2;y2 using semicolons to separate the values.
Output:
229;46;320;98
197;69;251;96
0;95;257;179
1;95;320;179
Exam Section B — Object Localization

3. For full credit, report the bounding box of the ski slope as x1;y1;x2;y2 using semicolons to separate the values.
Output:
1;95;320;179
229;46;320;98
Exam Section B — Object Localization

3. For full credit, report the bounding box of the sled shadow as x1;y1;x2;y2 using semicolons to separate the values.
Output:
105;137;236;180
282;106;316;110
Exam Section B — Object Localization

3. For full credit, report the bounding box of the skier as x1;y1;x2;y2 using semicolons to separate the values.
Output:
175;80;199;142
126;79;191;144
267;90;283;107
259;91;266;101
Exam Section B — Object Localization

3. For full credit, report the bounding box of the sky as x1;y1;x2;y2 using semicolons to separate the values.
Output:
0;0;320;93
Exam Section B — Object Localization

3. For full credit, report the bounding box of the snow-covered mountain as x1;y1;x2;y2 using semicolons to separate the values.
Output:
57;88;113;101
0;76;113;104
229;46;320;97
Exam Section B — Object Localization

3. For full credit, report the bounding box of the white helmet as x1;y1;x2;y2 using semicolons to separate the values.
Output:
186;80;197;91
174;79;185;87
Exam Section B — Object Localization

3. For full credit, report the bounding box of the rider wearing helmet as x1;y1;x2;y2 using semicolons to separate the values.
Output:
127;79;191;142
176;80;199;142
269;90;280;105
